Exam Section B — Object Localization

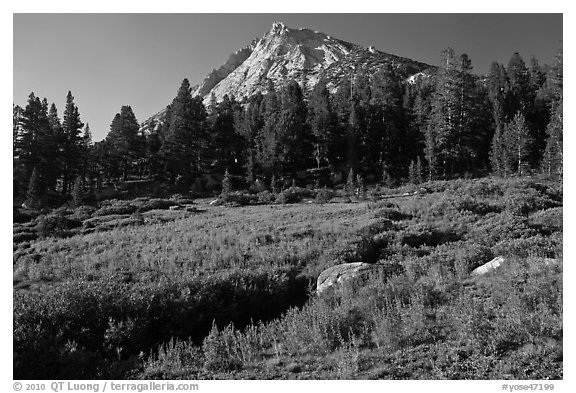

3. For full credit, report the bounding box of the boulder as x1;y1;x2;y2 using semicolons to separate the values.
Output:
316;262;403;295
471;256;505;276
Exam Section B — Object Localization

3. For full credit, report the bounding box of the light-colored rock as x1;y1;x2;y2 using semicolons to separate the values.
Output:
317;262;373;295
316;262;404;295
471;256;505;276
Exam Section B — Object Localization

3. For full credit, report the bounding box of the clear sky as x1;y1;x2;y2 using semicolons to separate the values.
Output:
13;13;562;142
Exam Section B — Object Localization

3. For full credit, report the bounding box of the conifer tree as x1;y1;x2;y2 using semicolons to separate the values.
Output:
256;80;281;177
25;167;41;209
408;160;417;185
276;80;311;175
504;112;532;175
308;76;337;168
161;79;207;185
542;103;562;178
61;91;84;194
346;167;355;195
541;47;563;178
415;156;424;184
71;175;84;208
221;168;232;196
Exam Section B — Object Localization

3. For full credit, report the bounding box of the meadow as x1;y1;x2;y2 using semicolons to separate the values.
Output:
13;177;562;379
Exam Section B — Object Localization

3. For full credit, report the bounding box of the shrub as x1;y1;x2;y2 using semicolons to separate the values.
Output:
257;190;276;204
13;207;41;224
529;207;563;234
503;183;561;216
94;200;138;216
275;187;314;204
35;212;82;238
215;191;258;206
137;198;178;212
68;205;98;222
314;188;334;204
13;232;38;244
13;267;309;379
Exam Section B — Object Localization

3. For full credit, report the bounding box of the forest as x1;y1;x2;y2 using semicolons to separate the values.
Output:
13;47;563;207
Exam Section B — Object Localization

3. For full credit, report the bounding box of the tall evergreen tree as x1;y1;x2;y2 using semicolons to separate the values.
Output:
276;80;311;176
504;111;532;175
308;76;337;169
212;94;244;174
541;47;563;177
61;91;84;194
161;79;207;185
25;167;41;209
256;80;281;177
106;106;141;180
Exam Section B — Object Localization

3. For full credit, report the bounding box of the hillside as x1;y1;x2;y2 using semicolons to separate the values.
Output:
13;177;562;379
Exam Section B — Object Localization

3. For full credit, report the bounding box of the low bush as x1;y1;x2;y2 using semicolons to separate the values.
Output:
315;188;335;204
35;212;82;238
13;267;310;379
256;190;276;204
13;231;38;244
275;187;314;204
503;182;561;216
94;200;138;216
68;205;98;221
13;207;41;224
215;191;258;206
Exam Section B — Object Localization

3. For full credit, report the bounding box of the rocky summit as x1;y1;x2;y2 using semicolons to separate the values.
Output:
142;21;433;131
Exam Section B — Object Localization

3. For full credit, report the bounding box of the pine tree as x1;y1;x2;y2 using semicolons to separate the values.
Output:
276;80;311;176
346;167;355;195
71;175;84;208
106;106;140;180
61;91;84;194
308;76;337;168
270;174;280;193
541;47;563;178
221;168;232;196
427;49;482;176
490;124;507;176
256;80;281;177
505;52;532;119
161;79;207;184
368;64;406;177
381;162;393;187
212;95;244;174
415;156;424;184
25;167;41;209
408;160;417;184
356;173;365;199
504;112;532;176
542;103;562;178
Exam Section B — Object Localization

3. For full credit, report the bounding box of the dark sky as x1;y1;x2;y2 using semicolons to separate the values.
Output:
13;13;562;141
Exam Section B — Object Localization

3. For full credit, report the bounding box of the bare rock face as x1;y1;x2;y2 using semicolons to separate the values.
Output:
203;21;354;103
191;41;257;98
316;262;403;296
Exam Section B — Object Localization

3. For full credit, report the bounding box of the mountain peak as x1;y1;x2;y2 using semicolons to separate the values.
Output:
144;23;434;131
270;21;289;35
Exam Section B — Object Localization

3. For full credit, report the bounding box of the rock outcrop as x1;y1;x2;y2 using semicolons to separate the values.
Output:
471;256;505;276
316;262;403;296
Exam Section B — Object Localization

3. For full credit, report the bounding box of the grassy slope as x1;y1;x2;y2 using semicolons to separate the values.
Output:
15;201;380;284
13;177;563;379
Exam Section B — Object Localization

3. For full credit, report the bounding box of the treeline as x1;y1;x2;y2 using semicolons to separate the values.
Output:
13;47;562;207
